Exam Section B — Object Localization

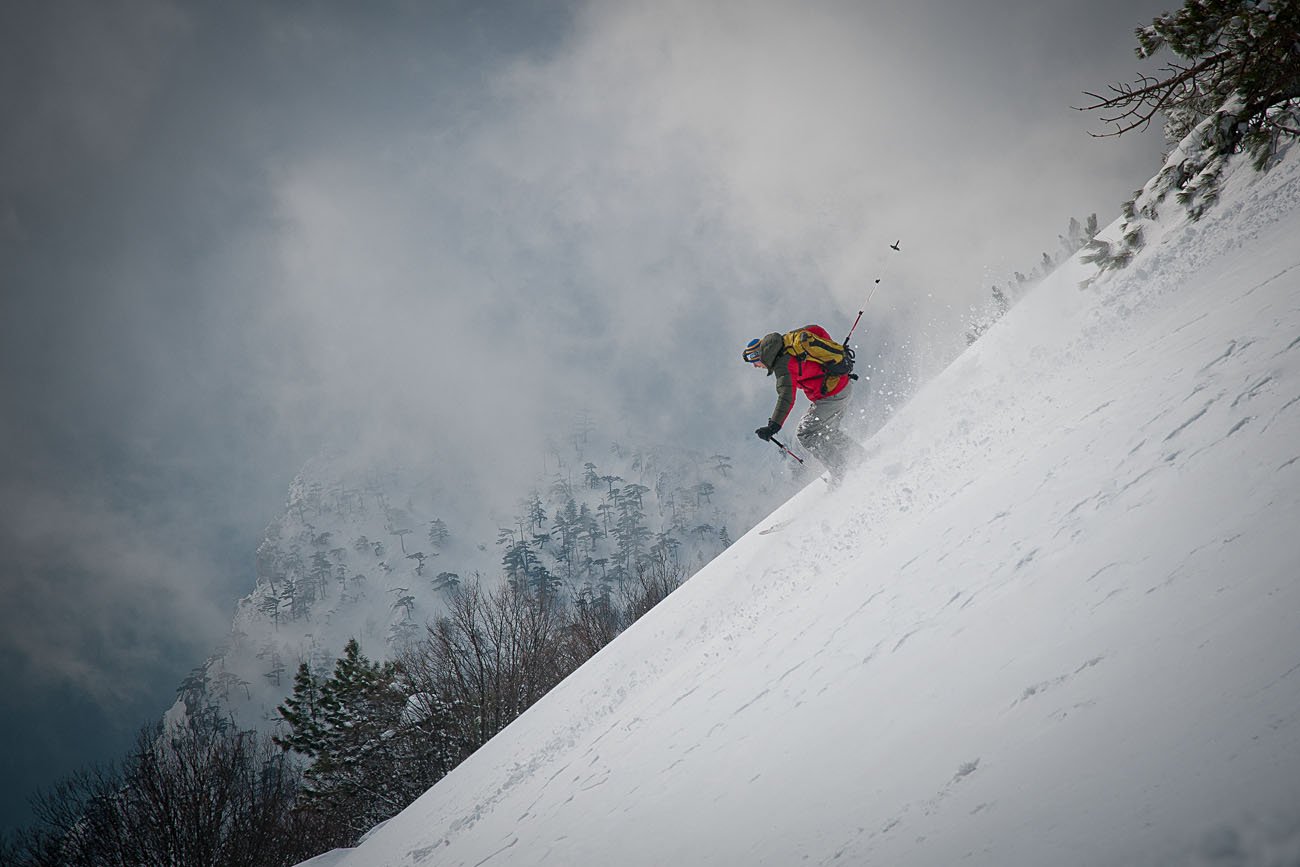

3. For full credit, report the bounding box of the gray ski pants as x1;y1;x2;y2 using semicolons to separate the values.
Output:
796;382;864;478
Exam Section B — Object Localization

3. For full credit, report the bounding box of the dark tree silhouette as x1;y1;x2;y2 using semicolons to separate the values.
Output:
1079;0;1299;164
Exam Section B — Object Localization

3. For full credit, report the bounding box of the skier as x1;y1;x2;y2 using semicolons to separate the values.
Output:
743;325;866;485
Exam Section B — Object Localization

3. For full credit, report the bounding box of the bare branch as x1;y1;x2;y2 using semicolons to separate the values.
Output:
1076;51;1234;137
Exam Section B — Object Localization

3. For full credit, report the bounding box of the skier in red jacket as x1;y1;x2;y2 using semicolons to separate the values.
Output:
743;325;865;485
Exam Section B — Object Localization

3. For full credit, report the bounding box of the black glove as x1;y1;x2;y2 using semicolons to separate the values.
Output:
754;421;781;441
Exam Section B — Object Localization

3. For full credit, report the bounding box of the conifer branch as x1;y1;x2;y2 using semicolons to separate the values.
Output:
1075;52;1231;137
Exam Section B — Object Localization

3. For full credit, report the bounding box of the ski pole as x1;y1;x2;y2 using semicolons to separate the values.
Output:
770;435;804;464
843;284;880;345
843;239;901;345
842;309;864;346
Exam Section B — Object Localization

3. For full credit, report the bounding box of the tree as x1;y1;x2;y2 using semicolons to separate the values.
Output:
649;531;681;575
613;488;651;575
427;518;449;548
623;483;649;510
310;551;332;597
258;592;283;629
498;529;536;586
275;663;326;756
3;723;320;867
566;585;621;658
274;640;455;844
618;568;683;626
523;492;548;531
390;526;413;554
553;497;581;580
415;580;572;751
1079;0;1299;164
432;571;461;591
261;648;287;688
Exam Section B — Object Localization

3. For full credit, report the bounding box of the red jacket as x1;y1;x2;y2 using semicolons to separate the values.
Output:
766;324;849;426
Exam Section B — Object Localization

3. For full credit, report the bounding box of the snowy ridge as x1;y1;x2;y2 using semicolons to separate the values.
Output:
308;146;1300;866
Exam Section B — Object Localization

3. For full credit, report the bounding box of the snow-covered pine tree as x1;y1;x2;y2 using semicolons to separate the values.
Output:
274;639;452;843
1081;0;1300;167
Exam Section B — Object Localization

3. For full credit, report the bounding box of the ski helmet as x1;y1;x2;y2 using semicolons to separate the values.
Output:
742;338;763;365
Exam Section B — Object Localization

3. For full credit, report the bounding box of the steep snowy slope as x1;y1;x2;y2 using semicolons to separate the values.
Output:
304;145;1300;866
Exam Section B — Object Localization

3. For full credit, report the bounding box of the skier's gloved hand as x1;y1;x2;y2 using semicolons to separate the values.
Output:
755;421;781;441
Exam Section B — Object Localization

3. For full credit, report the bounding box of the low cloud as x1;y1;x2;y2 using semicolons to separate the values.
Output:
0;481;230;704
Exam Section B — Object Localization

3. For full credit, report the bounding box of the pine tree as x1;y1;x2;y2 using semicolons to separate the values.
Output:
1080;0;1299;165
524;492;548;531
553;497;581;580
274;640;455;842
274;663;326;758
432;571;461;591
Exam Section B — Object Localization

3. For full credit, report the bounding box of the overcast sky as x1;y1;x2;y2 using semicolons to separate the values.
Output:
0;0;1175;832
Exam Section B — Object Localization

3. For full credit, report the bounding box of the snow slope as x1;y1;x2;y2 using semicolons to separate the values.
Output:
305;146;1300;866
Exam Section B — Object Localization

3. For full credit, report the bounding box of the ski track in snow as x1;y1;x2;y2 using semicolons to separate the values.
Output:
312;149;1300;867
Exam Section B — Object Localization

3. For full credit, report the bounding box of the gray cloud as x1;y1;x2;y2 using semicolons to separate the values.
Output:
0;0;189;201
1;0;1178;830
0;483;229;702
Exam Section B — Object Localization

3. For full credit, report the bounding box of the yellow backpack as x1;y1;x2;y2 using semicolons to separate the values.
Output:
783;327;857;392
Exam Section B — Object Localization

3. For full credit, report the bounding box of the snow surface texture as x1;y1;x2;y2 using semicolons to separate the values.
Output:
305;148;1300;866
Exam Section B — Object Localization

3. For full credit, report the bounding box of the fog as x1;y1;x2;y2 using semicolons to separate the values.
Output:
0;0;1172;831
